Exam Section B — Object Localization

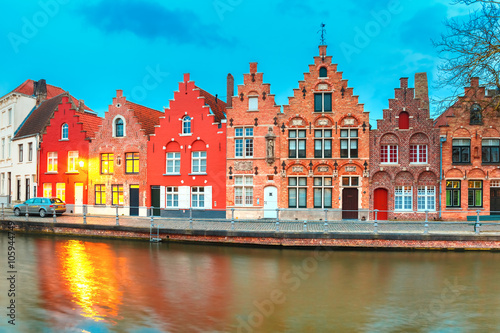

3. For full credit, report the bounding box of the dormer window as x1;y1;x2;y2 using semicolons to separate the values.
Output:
182;116;191;134
470;104;482;125
61;123;68;140
115;118;124;137
319;67;327;78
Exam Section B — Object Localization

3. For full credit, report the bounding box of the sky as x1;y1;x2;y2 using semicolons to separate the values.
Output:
0;0;477;127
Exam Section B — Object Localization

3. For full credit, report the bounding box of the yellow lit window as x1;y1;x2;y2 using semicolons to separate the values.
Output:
112;185;123;205
48;152;58;172
43;183;52;198
68;151;78;172
125;152;139;174
101;153;114;174
56;183;65;202
95;184;106;205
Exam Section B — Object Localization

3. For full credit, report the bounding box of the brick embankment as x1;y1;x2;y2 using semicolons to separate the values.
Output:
2;216;500;250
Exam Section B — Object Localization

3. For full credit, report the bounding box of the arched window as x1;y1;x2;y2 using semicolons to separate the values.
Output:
182;116;191;134
61;123;68;140
470;104;482;125
319;67;327;78
399;111;409;130
115;118;124;137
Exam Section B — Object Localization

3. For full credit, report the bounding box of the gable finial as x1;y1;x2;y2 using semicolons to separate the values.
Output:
318;23;326;45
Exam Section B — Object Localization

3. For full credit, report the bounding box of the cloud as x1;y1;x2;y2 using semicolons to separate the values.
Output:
399;4;448;51
80;0;233;47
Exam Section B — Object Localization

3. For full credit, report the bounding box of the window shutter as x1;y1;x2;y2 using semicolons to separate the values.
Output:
179;186;190;209
205;186;212;209
160;186;165;208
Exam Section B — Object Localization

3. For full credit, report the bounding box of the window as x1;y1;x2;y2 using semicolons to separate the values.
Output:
395;186;412;211
313;177;332;208
18;144;23;163
482;139;500;163
28;143;33;162
47;152;58;172
340;129;358;158
95;185;106;205
399;111;409;129
410;145;427;164
248;96;258;111
43;183;52;198
101;153;114;174
319;67;327;77
125;152;139;173
192;187;205;208
7;136;11;158
8;108;12;126
115;118;124;137
235;127;253;158
61;123;68;140
166;152;180;174
182;116;191;134
112;185;124;205
468;180;483;208
166;187;178;207
452;139;470;163
235;176;253;206
56;183;65;202
289;130;306;158
342;177;359;186
314;93;332;112
417;186;435;211
1;139;4;159
192;151;206;173
381;145;397;163
68;151;78;172
470;104;482;125
288;177;307;208
446;180;461;208
314;129;332;158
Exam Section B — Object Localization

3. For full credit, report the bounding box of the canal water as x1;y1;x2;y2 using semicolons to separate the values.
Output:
1;234;500;333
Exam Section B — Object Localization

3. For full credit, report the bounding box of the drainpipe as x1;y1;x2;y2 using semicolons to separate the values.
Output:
439;135;447;219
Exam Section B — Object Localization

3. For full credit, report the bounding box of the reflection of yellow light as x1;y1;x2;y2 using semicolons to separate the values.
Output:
79;160;84;168
61;240;122;322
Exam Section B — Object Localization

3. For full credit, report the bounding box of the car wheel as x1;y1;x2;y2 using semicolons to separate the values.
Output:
14;208;20;216
39;209;46;218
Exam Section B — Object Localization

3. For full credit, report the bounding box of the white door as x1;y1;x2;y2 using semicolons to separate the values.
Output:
264;186;278;219
74;183;83;214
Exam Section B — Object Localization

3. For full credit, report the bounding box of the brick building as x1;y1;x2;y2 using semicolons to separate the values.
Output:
37;93;101;213
435;77;500;219
370;74;440;220
88;90;162;216
226;63;282;219
147;73;227;217
278;45;370;220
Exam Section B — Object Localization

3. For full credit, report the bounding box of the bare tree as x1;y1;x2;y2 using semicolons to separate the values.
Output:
433;0;500;116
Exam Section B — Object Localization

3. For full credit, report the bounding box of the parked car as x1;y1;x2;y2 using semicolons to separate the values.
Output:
13;197;66;217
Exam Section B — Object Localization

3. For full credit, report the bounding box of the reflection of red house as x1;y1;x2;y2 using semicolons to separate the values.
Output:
24;93;101;212
147;74;227;217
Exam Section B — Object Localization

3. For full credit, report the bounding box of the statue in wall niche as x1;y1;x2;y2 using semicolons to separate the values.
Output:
265;127;276;164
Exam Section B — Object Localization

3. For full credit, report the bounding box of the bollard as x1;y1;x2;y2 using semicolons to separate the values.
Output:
26;204;29;221
115;206;119;226
424;210;429;234
275;220;280;232
276;208;280;222
475;210;480;234
189;207;193;224
150;207;154;225
83;205;87;224
374;220;378;234
303;220;307;232
231;208;235;230
324;209;328;232
1;203;4;220
53;207;56;223
374;209;378;222
425;210;428;223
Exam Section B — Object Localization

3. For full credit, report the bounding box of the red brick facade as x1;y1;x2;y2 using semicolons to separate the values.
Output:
370;75;440;220
88;90;162;216
436;77;500;219
226;63;282;219
38;94;101;213
147;73;227;217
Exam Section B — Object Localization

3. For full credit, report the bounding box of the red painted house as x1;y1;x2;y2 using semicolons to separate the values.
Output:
88;90;162;216
37;93;102;213
147;73;227;217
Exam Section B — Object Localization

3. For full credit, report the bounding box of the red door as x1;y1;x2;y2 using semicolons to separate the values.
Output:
399;111;409;129
374;188;388;220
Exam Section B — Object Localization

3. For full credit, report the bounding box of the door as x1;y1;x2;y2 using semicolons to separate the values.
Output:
130;185;140;216
491;188;500;215
25;178;30;200
264;186;278;219
373;188;388;220
342;188;358;219
74;183;83;214
151;186;161;216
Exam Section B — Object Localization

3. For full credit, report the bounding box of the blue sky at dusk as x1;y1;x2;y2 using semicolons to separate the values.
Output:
0;0;475;126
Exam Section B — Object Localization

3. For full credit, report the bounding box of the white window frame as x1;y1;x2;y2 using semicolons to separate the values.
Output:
248;96;258;111
288;177;307;208
395;186;412;211
313;177;333;208
191;151;206;174
43;183;52;198
61;123;69;140
28;142;33;162
166;186;179;207
235;127;254;158
410;145;428;164
166;152;180;174
192;187;205;208
7;136;11;158
234;176;253;206
340;129;358;158
381;145;398;164
182;116;191;135
56;183;65;202
112;116;126;137
68;151;78;172
314;129;332;158
18;144;23;163
47;152;58;173
417;186;435;211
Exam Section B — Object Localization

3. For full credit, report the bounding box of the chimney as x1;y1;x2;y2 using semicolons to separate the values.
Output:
116;89;123;98
400;77;409;89
227;73;234;107
35;79;47;106
78;99;85;112
250;62;258;74
319;45;327;57
471;77;479;87
414;72;429;111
